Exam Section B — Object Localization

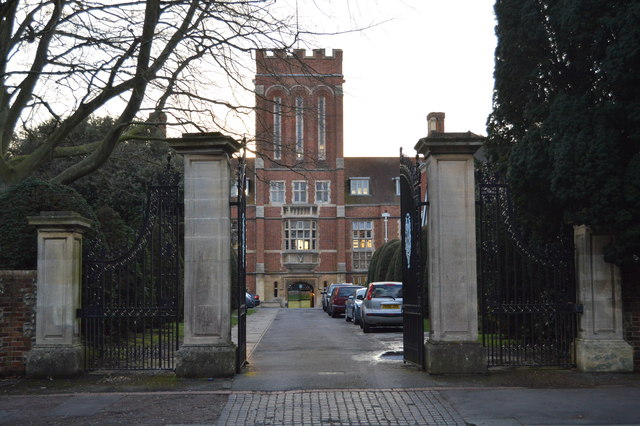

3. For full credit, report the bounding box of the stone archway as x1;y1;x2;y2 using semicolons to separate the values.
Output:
287;282;315;308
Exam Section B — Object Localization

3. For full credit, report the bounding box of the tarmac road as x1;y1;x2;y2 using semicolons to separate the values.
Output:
231;306;428;391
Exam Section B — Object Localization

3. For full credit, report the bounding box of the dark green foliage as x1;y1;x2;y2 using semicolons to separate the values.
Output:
367;245;382;284
369;239;400;282
9;116;116;159
487;0;640;264
95;206;134;255
0;178;100;270
386;243;403;282
11;115;180;229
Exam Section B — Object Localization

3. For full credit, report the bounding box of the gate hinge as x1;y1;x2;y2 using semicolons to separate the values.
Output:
76;308;84;318
420;202;429;207
573;304;584;314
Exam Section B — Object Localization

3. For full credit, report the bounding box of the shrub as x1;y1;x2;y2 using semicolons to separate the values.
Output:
0;178;100;270
370;239;400;282
386;243;403;282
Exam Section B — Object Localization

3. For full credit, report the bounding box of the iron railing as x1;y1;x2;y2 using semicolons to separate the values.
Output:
80;158;182;370
476;167;578;367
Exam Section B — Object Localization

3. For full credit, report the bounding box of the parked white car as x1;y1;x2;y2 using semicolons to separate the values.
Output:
360;281;403;333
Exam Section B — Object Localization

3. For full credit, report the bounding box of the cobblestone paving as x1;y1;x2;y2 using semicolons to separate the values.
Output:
217;389;466;425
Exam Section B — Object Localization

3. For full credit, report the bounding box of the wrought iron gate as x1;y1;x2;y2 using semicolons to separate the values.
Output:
232;151;247;373
476;169;578;367
400;149;425;371
80;160;182;370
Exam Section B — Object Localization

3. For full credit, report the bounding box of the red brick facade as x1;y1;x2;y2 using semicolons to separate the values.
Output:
0;270;36;376
246;49;403;306
622;265;640;372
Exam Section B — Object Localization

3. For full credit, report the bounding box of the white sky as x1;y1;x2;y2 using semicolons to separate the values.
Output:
297;0;497;157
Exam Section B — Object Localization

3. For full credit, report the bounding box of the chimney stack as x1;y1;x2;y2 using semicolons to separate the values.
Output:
427;112;445;134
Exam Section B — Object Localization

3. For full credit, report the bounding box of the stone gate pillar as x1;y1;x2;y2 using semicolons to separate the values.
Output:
415;133;486;374
26;211;91;378
170;132;241;377
574;226;633;372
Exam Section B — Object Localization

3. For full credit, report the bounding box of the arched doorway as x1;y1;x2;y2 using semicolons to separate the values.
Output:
287;282;315;308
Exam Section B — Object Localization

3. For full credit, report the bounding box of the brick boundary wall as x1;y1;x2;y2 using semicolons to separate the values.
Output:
621;264;640;373
0;270;36;376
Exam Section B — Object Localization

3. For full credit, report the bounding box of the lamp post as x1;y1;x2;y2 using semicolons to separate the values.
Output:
381;211;390;243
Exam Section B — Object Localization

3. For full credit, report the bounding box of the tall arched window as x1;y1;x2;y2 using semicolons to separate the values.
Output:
295;96;304;159
317;96;326;160
273;97;282;160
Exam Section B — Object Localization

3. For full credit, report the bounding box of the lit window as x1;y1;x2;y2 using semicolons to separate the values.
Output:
315;181;330;204
350;178;370;195
352;220;373;271
270;181;285;204
317;97;326;160
273;97;282;160
353;275;368;285
292;181;307;203
352;221;373;250
352;221;374;273
284;220;317;251
295;96;304;159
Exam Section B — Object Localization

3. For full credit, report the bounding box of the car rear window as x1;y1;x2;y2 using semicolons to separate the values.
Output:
338;286;359;296
371;284;402;298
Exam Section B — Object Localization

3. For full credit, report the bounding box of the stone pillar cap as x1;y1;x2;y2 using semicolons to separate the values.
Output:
27;211;92;231
415;132;484;157
169;132;241;156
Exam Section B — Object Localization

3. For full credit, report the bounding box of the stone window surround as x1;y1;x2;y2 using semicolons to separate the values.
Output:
315;180;330;204
317;96;326;160
352;220;374;271
273;96;282;160
295;96;304;159
284;219;317;251
292;180;308;204
349;177;370;196
270;180;285;204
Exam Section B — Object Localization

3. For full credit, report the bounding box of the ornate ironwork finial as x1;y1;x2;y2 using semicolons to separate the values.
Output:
155;150;180;186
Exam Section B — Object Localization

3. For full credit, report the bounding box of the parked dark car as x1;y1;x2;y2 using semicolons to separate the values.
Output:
328;285;363;318
345;287;367;324
247;291;260;306
245;292;256;308
322;283;352;312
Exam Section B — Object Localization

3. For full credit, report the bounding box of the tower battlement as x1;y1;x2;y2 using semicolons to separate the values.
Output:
256;49;343;76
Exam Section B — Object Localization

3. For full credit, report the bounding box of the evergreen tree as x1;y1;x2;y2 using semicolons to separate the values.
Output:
487;0;640;265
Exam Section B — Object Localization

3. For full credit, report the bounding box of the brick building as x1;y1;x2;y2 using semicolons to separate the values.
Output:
242;49;403;307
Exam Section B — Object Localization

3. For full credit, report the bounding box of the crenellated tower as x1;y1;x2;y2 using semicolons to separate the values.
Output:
254;49;344;168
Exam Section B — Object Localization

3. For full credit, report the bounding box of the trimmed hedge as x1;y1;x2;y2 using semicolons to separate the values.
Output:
386;243;403;282
372;239;400;282
367;226;429;312
0;178;100;270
